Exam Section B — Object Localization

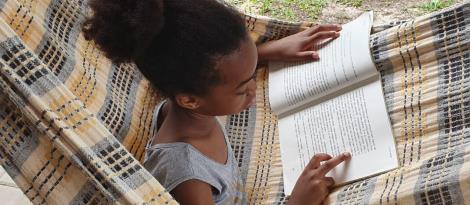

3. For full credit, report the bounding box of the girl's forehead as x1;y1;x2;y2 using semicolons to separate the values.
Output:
216;40;258;85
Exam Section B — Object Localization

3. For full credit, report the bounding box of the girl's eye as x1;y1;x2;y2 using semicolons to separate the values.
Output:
236;91;247;96
235;74;256;95
236;88;250;96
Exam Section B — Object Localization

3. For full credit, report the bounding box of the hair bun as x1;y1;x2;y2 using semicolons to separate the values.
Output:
82;0;164;63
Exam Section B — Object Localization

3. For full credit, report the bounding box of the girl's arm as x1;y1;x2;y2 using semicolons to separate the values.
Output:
170;180;215;205
257;24;341;63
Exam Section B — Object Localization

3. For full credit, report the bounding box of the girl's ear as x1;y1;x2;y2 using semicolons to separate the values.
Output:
174;94;201;110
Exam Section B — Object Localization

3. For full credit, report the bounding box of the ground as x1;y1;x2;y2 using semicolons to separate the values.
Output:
226;0;465;24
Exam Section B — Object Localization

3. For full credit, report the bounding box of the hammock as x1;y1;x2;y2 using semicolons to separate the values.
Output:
0;0;468;204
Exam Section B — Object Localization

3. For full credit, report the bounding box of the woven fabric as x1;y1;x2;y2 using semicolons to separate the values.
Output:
0;0;468;204
230;2;470;204
0;0;173;204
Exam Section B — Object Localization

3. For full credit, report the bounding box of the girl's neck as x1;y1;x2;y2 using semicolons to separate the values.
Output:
156;99;218;143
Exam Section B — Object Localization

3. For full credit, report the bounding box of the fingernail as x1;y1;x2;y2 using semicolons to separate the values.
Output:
344;152;351;158
312;53;319;60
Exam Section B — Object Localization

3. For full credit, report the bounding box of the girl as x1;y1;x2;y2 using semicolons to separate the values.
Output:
83;0;351;204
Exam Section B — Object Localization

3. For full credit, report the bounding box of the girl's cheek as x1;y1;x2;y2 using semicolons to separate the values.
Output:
228;94;243;105
238;95;246;103
237;95;247;104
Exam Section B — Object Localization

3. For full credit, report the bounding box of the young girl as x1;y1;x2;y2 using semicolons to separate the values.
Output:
83;0;351;204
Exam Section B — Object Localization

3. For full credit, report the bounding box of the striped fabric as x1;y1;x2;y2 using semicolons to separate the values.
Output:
0;0;467;205
229;2;470;204
0;0;174;204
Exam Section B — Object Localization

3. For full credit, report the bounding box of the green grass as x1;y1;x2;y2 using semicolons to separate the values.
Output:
295;0;329;20
418;0;455;14
227;0;462;22
229;0;329;21
256;0;272;13
336;0;363;7
227;0;363;21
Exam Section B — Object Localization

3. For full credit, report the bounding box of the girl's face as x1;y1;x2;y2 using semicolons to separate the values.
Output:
195;39;258;116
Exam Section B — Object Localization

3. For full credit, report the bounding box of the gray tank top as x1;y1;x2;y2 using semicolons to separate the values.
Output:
143;100;245;204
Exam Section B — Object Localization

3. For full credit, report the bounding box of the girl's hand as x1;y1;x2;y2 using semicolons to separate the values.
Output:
287;152;351;205
257;24;342;62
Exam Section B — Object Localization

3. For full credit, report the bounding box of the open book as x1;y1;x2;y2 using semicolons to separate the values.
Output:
268;12;398;196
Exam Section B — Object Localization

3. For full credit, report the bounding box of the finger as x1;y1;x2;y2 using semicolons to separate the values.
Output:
319;183;330;198
306;153;332;169
294;51;320;61
302;24;342;36
318;152;351;176
324;177;335;187
303;24;342;36
303;31;340;49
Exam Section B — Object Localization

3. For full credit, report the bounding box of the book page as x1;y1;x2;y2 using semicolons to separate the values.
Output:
269;12;376;115
278;76;398;195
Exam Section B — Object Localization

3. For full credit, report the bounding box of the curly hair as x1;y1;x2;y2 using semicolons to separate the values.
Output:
82;0;248;97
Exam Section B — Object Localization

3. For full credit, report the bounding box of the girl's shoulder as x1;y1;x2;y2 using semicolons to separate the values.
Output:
144;143;224;193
